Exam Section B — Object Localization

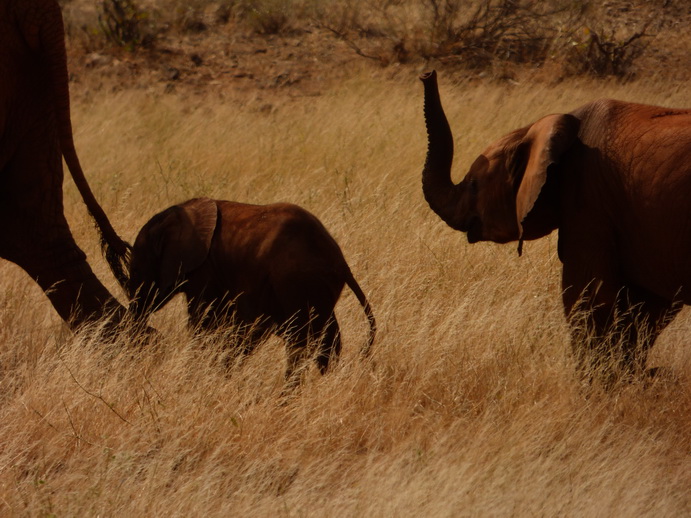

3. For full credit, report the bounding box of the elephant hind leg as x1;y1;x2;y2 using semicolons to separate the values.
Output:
272;276;341;382
281;307;339;389
314;313;342;375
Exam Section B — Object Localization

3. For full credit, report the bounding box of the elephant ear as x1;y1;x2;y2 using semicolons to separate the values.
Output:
515;113;580;237
159;198;218;290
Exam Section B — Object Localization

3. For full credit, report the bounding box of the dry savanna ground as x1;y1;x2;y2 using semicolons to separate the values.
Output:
1;4;691;515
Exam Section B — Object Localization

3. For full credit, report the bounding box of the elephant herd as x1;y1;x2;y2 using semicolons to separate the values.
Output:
1;0;690;386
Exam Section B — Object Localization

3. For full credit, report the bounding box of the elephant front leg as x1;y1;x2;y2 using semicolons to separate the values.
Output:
283;329;311;392
5;230;125;330
562;282;616;380
562;273;678;382
560;246;615;376
613;285;680;375
279;310;320;391
186;294;268;369
560;230;639;382
0;132;126;331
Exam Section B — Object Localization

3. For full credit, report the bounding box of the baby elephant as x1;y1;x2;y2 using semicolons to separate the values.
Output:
127;197;376;384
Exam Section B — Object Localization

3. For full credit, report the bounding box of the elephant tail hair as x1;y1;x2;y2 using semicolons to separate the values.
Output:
101;233;132;290
345;272;376;357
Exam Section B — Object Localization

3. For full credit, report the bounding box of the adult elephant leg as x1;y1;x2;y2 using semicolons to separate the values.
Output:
0;131;125;329
9;226;123;326
187;294;215;331
0;202;123;327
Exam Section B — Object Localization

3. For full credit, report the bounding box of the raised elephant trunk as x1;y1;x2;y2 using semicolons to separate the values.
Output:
420;70;466;230
42;2;131;289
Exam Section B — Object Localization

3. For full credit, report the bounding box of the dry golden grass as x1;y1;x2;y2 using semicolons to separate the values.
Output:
0;70;689;515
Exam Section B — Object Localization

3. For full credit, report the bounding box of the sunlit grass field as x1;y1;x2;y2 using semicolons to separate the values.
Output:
0;69;689;515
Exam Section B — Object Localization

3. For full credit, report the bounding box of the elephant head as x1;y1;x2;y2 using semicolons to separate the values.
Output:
128;198;218;317
420;70;580;247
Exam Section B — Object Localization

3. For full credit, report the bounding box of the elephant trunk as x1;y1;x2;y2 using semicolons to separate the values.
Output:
420;70;465;230
42;2;131;289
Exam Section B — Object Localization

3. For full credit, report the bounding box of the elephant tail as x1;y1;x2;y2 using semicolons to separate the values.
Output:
345;271;376;357
63;144;132;290
43;3;132;290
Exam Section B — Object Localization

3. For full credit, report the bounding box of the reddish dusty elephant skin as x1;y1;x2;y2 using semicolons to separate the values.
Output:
0;0;131;327
420;69;691;379
128;198;376;385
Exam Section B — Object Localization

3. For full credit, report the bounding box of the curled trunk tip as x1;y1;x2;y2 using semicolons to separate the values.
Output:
419;70;437;83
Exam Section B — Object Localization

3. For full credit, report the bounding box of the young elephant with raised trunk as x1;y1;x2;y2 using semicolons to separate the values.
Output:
127;198;376;385
420;70;691;381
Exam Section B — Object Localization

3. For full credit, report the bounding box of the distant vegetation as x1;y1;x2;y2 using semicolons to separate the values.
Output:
58;0;687;79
